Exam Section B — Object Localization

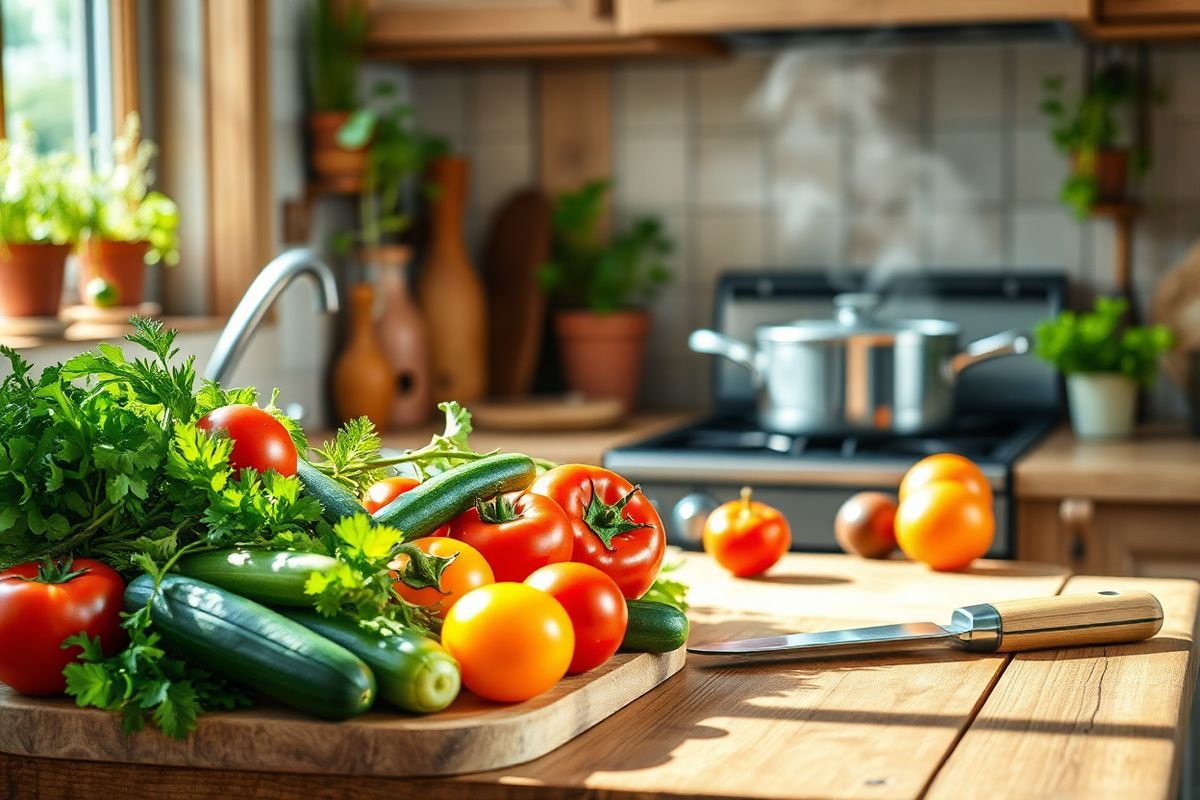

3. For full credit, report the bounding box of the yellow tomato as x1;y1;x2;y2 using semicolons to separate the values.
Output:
895;479;994;571
441;583;574;703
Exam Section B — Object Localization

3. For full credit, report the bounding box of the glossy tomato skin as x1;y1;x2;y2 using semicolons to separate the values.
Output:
529;465;666;600
899;453;993;506
0;559;126;695
525;562;627;674
895;480;994;571
389;537;493;617
441;583;574;703
447;492;572;582
196;404;298;477
703;490;792;577
364;477;450;536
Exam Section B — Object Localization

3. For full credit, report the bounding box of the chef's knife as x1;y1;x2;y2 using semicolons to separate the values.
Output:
688;590;1164;661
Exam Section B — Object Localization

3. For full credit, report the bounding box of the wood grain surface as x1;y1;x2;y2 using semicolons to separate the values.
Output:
2;553;1196;800
0;648;685;778
928;574;1200;800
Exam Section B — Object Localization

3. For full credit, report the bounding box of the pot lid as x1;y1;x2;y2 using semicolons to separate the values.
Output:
756;293;960;343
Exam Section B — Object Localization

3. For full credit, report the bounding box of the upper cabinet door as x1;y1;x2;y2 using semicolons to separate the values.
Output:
364;0;617;44
617;0;1091;33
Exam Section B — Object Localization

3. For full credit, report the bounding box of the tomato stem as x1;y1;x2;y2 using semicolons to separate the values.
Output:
32;557;90;585
476;495;520;525
582;481;654;552
740;486;753;517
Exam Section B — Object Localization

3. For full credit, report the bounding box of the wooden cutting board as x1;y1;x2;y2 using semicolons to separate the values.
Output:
482;188;553;398
0;648;684;778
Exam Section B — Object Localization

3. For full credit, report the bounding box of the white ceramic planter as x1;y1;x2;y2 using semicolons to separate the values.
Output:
1066;373;1137;440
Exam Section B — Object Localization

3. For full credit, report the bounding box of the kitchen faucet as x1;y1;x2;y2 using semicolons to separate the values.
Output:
204;248;340;387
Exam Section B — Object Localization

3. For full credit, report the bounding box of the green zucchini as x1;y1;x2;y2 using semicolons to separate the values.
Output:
297;459;370;524
282;610;461;714
372;453;536;538
621;599;690;654
125;574;376;720
175;549;336;607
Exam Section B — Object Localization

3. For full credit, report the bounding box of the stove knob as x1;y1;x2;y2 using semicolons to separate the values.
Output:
671;493;718;547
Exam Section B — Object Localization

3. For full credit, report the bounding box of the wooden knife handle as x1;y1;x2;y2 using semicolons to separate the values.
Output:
991;590;1163;653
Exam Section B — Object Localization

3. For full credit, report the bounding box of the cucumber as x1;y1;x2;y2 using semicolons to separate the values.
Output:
282;610;461;714
125;574;376;720
297;459;370;524
372;453;536;538
621;599;690;654
175;549;336;607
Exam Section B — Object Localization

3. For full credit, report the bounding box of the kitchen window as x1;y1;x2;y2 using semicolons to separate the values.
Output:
0;0;115;162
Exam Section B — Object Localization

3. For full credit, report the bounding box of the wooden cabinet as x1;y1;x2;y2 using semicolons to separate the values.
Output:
617;0;1091;34
1019;498;1200;580
363;0;616;45
1101;0;1200;20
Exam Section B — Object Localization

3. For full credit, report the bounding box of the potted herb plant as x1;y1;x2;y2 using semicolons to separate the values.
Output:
307;0;368;191
1034;297;1173;439
332;84;448;427
79;113;179;309
1040;63;1155;219
0;125;86;318
538;180;672;412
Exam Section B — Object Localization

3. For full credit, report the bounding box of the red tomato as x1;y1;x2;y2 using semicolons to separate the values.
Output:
364;477;449;536
525;562;627;674
389;537;494;617
196;404;298;477
702;487;792;577
0;558;126;696
447;492;573;582
529;465;665;600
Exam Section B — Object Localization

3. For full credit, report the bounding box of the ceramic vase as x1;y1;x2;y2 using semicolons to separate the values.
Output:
364;245;431;428
417;156;487;402
332;282;395;431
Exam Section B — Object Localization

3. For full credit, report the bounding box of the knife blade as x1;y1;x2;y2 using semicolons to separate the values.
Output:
687;590;1164;662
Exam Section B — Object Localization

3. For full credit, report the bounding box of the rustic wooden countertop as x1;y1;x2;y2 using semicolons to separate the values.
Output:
1016;425;1200;502
4;553;1196;799
310;411;697;468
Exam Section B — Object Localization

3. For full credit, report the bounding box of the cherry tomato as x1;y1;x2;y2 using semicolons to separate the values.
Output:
899;453;992;506
525;562;627;674
0;558;126;696
447;492;573;582
441;583;574;703
895;479;994;571
364;477;450;536
196;404;298;477
389;537;493;617
529;465;665;600
702;487;792;577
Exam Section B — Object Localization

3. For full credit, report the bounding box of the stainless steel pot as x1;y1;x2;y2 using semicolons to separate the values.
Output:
689;293;1030;435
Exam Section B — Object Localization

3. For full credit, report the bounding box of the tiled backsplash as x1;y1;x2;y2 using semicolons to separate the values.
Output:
268;3;1200;414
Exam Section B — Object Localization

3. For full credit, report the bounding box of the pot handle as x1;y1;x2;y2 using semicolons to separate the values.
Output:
689;329;760;379
950;330;1031;375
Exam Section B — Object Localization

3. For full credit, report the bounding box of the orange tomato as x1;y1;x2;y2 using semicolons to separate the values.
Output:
441;583;574;703
389;537;493;616
899;453;993;506
895;480;994;571
702;487;791;578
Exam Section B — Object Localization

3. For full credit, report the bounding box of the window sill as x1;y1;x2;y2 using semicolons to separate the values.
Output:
0;315;229;351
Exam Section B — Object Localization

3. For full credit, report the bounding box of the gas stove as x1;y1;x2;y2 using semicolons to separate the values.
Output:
604;270;1068;558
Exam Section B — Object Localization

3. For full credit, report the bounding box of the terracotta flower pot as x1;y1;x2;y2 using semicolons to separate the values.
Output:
1071;148;1129;203
78;239;150;307
0;242;70;318
309;111;368;193
554;309;650;413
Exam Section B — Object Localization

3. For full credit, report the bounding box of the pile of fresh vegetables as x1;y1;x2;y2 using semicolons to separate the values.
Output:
0;319;689;738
